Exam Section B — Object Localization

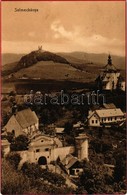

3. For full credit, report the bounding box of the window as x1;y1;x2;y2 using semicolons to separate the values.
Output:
92;120;94;124
45;148;49;151
41;140;43;142
76;169;79;173
36;149;40;153
115;117;117;120
96;120;98;124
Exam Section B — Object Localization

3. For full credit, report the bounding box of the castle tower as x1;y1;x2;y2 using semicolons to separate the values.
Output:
75;134;89;161
38;45;42;53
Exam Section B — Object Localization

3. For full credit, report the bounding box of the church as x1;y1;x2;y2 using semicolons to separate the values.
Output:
96;55;125;91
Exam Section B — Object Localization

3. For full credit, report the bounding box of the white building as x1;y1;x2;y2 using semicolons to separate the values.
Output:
4;108;39;137
18;133;89;166
88;108;125;127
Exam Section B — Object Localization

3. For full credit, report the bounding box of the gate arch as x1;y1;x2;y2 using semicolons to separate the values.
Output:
38;156;47;165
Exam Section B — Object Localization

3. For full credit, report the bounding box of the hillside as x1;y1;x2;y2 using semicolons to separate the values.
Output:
58;52;125;70
2;50;71;76
12;60;99;82
2;50;125;81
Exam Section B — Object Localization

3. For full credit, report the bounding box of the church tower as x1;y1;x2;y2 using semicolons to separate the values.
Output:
96;55;121;91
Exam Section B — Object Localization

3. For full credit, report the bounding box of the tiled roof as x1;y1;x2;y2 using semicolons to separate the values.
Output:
62;154;78;169
14;108;38;129
95;108;124;118
55;127;64;133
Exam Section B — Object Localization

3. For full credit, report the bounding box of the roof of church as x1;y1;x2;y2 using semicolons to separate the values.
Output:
14;108;38;129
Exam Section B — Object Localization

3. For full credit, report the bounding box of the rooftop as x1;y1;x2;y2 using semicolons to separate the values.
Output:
95;108;124;118
14;108;38;129
62;154;78;169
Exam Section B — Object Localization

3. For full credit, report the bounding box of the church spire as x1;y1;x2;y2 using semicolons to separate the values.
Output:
108;54;112;65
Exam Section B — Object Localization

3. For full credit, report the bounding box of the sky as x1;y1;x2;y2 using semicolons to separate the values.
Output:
2;1;125;56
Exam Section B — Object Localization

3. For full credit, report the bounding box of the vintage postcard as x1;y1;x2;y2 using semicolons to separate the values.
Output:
1;0;126;194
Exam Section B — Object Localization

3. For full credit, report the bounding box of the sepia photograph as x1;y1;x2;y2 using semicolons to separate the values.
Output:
1;1;126;194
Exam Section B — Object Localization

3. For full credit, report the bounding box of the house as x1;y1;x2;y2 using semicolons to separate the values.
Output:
96;55;125;91
55;127;64;134
4;108;39;137
61;154;83;178
88;108;125;127
2;138;10;156
55;127;65;139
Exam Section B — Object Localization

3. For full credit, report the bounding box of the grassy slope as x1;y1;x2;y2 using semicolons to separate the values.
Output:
13;60;98;82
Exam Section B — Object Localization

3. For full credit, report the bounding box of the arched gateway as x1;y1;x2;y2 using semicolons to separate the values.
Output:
38;156;47;165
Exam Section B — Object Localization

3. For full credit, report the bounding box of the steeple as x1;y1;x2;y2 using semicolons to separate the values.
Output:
108;54;112;65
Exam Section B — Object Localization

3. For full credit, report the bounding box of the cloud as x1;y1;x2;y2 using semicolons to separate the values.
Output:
51;20;79;40
50;21;125;56
2;22;125;56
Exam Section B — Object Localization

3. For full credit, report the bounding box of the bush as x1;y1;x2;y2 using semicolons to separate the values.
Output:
2;160;32;194
11;135;29;151
21;162;44;179
6;152;21;169
42;171;66;186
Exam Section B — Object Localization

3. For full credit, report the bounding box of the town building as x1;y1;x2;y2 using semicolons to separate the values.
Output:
2;138;10;156
75;134;89;160
61;154;83;178
4;108;39;137
18;133;89;168
96;55;125;91
88;108;125;127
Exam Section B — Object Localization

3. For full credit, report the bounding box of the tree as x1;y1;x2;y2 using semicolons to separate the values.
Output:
1;159;36;194
11;135;29;151
64;122;73;135
9;91;16;96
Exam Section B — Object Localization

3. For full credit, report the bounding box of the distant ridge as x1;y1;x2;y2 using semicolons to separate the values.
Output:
2;53;25;65
58;52;125;69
